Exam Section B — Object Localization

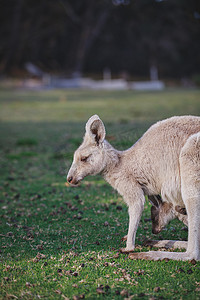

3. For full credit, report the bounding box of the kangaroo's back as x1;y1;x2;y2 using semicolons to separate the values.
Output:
123;116;200;197
131;115;200;163
138;115;200;150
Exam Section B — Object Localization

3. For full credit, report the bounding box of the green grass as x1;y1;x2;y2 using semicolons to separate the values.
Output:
0;88;200;299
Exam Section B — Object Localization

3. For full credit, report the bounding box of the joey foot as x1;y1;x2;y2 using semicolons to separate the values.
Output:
128;251;193;261
128;252;158;260
144;240;188;250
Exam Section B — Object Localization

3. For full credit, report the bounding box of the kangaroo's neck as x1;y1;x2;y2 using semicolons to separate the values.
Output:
101;140;125;188
101;140;145;194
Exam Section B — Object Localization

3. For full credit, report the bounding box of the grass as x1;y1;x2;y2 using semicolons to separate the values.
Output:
0;88;200;299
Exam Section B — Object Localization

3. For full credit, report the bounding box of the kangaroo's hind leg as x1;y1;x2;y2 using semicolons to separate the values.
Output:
179;132;200;261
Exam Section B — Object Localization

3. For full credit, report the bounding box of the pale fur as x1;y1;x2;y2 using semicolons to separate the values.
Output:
67;115;200;261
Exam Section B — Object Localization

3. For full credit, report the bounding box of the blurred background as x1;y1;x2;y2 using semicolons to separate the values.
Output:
0;0;200;87
0;4;200;297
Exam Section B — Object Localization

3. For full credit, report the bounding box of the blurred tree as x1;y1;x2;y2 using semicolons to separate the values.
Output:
3;0;23;72
0;0;199;78
60;0;111;76
86;0;200;78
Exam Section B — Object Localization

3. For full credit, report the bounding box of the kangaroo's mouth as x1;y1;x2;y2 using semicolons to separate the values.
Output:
152;227;162;234
72;182;80;186
69;180;79;186
67;176;81;186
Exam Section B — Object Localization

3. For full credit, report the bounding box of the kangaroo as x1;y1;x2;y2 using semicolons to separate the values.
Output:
149;195;188;235
67;115;200;261
144;195;188;250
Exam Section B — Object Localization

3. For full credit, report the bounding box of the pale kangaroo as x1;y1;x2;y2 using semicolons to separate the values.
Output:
67;115;200;261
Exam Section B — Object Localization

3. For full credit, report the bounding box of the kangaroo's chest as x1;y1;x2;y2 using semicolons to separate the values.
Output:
140;172;184;207
160;178;184;206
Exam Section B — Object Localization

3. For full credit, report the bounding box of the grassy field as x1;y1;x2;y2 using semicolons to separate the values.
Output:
0;88;200;299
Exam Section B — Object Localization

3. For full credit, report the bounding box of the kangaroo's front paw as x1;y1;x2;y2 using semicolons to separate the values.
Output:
120;247;135;254
121;235;127;242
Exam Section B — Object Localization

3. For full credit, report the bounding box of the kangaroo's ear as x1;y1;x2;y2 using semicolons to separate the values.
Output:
85;115;106;145
148;195;162;208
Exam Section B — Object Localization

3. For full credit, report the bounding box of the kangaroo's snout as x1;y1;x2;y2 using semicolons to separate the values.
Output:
67;175;79;185
67;176;73;183
152;227;161;234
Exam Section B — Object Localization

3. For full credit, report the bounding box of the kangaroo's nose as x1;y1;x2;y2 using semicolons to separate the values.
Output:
152;227;161;234
67;176;73;183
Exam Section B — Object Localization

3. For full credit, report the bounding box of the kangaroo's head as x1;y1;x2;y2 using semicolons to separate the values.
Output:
149;195;175;234
67;115;107;185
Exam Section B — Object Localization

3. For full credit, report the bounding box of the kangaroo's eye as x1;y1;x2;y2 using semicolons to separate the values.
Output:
81;156;88;162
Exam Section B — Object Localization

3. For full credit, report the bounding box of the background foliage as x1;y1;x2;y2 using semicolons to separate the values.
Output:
0;0;200;78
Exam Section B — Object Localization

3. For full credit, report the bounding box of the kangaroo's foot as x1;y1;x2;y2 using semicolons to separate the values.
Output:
144;240;188;250
120;247;135;253
120;234;134;252
129;251;197;261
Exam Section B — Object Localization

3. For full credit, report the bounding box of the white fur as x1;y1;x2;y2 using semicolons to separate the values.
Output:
67;115;200;261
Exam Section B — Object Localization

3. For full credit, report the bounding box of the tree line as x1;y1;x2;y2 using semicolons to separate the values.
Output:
0;0;200;79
